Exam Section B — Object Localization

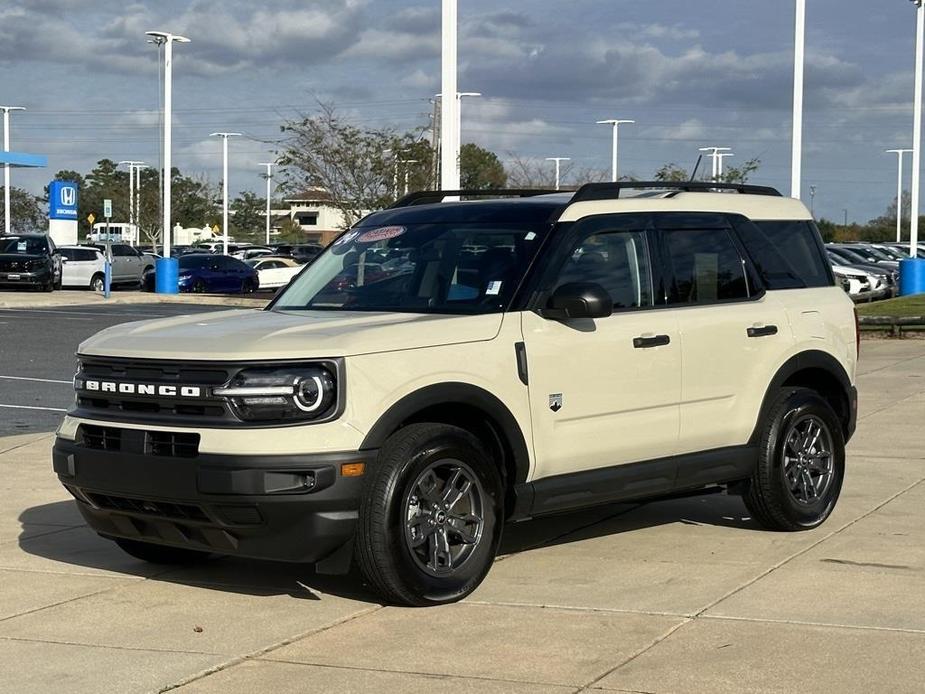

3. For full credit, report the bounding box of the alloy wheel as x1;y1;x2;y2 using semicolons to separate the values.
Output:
782;414;835;505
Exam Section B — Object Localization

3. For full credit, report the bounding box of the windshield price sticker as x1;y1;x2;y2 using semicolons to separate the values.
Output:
358;226;406;243
486;280;503;295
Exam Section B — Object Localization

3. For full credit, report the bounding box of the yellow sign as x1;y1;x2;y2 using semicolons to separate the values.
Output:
87;213;96;225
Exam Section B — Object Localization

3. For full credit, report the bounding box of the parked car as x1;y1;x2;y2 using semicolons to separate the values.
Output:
59;246;107;291
57;182;859;606
274;243;324;264
829;262;873;301
143;253;258;293
246;256;303;290
233;246;274;261
826;252;892;300
87;243;145;286
0;233;62;291
885;242;925;259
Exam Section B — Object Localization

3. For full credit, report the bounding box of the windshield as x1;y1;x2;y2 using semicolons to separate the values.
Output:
0;236;46;255
274;222;547;314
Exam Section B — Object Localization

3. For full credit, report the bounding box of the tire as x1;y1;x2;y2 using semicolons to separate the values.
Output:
113;538;210;565
241;278;256;294
90;274;105;292
355;423;504;606
743;388;845;531
42;280;54;292
192;279;207;293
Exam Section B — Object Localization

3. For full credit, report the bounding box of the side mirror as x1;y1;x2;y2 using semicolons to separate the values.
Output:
539;282;613;320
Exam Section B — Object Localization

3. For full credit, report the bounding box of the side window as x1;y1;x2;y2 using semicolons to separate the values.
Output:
60;248;76;261
740;220;833;289
553;230;653;310
80;249;99;261
663;227;749;304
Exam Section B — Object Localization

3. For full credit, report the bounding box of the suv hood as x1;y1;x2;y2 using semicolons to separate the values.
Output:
78;308;503;361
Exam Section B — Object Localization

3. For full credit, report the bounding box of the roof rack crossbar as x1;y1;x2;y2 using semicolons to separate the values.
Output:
569;181;782;203
389;189;559;209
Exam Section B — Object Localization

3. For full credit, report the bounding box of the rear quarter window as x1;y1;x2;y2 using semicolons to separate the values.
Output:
737;220;833;290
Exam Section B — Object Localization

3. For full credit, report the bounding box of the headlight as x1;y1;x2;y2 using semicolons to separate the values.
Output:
213;364;338;423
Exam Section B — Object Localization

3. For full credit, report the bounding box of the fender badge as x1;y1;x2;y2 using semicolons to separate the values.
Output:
549;393;563;412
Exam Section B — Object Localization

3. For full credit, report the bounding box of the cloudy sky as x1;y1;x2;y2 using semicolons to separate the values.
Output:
1;0;918;223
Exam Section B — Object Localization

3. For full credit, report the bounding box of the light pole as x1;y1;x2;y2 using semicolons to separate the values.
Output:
809;184;817;218
457;92;480;180
1;106;25;236
596;119;634;182
887;149;913;242
911;0;924;259
791;0;806;199
118;160;144;242
716;152;734;179
400;160;420;195
210;132;242;255
145;31;189;270
440;0;460;193
546;157;570;190
259;162;275;246
698;147;731;181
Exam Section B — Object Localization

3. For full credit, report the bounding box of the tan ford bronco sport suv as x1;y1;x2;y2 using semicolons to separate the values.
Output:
54;182;858;606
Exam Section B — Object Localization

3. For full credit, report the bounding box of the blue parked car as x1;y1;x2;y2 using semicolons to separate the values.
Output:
143;253;259;293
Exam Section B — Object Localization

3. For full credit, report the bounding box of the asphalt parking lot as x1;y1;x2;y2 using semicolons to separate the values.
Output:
1;299;924;693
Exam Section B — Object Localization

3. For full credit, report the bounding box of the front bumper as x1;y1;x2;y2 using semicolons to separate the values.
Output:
53;436;375;565
0;268;51;287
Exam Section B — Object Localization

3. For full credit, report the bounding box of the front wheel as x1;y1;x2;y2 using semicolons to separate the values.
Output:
241;278;256;294
355;423;503;606
743;388;845;531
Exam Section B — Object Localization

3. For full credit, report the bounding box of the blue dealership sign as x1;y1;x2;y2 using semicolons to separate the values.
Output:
48;180;79;220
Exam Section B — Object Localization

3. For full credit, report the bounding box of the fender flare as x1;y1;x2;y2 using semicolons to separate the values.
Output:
748;349;855;444
360;382;531;484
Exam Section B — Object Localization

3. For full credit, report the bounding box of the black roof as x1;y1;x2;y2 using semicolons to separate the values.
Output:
360;193;573;227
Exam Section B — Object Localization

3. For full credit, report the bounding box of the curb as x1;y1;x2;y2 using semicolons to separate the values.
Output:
0;290;269;310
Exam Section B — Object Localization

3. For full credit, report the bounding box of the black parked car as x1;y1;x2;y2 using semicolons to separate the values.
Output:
143;253;259;293
0;234;62;291
274;243;324;264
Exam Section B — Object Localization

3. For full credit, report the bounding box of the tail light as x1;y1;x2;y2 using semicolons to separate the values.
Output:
853;307;860;358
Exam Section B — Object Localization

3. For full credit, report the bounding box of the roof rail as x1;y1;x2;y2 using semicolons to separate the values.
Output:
569;181;782;203
389;189;559;209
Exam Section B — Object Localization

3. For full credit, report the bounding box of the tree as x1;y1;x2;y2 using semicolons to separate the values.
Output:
0;186;46;233
719;157;761;184
279;102;402;228
230;191;266;242
654;163;690;182
171;172;219;229
504;155;559;188
460;143;507;189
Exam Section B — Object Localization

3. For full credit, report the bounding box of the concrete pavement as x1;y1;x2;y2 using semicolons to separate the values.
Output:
1;340;924;693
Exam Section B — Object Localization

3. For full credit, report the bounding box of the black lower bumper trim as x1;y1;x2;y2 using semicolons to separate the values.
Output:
54;437;376;565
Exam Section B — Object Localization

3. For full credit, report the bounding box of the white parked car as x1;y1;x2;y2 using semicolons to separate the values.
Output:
246;256;303;289
60;244;145;290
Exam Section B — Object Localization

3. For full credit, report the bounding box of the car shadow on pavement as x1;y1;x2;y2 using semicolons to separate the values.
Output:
18;492;759;605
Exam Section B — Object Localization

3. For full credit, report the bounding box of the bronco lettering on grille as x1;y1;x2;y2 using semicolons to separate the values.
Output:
82;380;202;398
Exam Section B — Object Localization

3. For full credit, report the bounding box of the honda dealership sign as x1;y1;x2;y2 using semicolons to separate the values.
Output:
48;180;79;220
48;180;79;245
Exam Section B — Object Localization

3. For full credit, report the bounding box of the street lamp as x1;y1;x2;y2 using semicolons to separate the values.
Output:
400;159;420;195
440;0;459;193
887;149;913;242
910;0;924;261
118;160;144;243
809;184;817;218
209;132;242;255
791;0;806;199
145;30;189;290
716;151;734;179
545;157;570;190
435;91;481;187
596;119;634;182
259;162;275;246
698;147;731;181
1;106;25;236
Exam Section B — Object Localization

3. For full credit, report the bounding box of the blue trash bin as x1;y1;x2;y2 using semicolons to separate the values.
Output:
155;257;179;294
899;258;925;296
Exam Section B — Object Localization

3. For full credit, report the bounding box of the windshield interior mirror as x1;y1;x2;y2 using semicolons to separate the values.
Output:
539;282;613;320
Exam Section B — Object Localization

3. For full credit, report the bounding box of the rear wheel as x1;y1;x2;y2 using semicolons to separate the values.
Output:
743;388;845;531
113;538;210;565
192;279;207;293
355;423;503;606
90;274;105;292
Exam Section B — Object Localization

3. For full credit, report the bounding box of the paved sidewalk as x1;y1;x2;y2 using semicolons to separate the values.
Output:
0;289;267;310
1;340;924;693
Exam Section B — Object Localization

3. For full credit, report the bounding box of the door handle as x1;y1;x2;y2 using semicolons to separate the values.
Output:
633;334;671;349
747;325;778;338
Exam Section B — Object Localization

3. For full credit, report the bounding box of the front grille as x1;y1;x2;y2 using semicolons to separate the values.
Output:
85;492;210;522
74;357;235;425
148;431;200;458
78;425;122;451
76;424;201;458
